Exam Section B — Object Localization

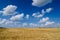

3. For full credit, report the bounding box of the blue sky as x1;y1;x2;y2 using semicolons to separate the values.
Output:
0;0;60;28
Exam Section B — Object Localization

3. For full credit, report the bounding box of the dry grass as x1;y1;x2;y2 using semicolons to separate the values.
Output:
0;28;60;40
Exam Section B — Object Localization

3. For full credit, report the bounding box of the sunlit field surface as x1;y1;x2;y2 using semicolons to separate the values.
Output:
0;28;60;40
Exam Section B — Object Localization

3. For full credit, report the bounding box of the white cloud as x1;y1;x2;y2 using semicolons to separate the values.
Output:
32;0;52;7
2;5;17;15
41;8;53;14
0;19;7;24
25;14;29;19
0;18;56;28
32;8;53;18
40;17;49;23
0;18;22;28
38;17;55;27
0;18;14;26
32;12;44;18
45;21;55;26
41;9;45;14
29;23;39;27
10;13;24;21
0;5;55;28
46;8;53;13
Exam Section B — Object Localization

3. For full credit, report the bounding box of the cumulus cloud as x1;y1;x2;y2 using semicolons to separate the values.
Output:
41;8;53;14
39;17;55;27
0;19;7;24
32;12;44;18
32;8;53;18
29;23;40;27
46;8;53;13
0;19;14;25
0;5;55;28
45;21;55;26
1;5;17;15
40;17;49;23
10;13;24;21
0;18;22;28
0;18;55;28
32;0;52;7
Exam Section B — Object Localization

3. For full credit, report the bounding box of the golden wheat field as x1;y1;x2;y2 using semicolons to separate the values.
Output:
0;28;60;40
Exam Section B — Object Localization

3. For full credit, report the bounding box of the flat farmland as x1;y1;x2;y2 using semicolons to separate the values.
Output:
0;28;60;40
